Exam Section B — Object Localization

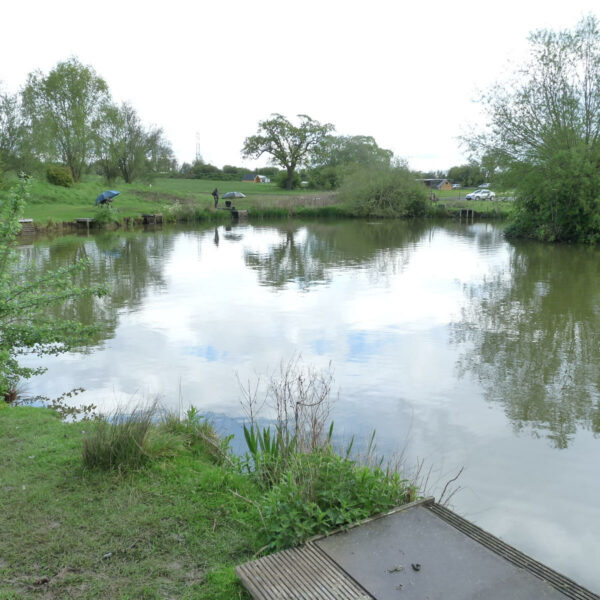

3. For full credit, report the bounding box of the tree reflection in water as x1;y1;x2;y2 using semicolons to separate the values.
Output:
16;231;173;346
243;220;431;290
452;240;600;448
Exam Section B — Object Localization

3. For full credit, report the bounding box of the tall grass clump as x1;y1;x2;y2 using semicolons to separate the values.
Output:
238;356;418;551
161;405;234;464
339;164;428;218
82;402;181;471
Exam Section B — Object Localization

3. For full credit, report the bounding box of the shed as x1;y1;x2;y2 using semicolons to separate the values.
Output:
417;178;453;191
241;173;271;183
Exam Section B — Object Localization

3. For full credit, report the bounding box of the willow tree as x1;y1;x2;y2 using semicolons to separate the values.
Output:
477;16;600;242
242;114;334;190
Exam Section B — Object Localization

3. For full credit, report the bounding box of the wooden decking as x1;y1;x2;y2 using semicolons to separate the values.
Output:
236;544;371;599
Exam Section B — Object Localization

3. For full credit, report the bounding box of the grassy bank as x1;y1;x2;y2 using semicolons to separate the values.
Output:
0;405;262;599
1;175;350;225
0;404;417;599
1;175;512;227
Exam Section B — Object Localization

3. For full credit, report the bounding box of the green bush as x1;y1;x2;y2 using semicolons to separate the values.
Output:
93;204;116;227
307;165;341;190
260;448;416;551
275;170;301;189
46;165;74;187
339;165;428;217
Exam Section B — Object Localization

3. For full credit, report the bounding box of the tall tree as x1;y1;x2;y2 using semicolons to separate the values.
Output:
242;114;334;190
309;134;393;189
113;103;148;183
0;86;25;172
476;16;600;242
95;103;122;183
447;163;485;187
22;57;110;182
145;126;176;174
313;135;393;169
96;103;176;183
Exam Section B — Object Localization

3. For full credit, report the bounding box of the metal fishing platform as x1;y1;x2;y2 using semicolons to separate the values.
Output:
236;498;599;600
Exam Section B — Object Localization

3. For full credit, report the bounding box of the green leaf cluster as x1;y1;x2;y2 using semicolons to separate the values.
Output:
240;423;416;551
260;447;415;551
0;177;108;398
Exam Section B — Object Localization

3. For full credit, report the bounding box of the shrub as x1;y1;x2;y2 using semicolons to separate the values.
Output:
93;204;116;227
46;165;74;187
260;448;416;551
339;165;428;217
275;170;301;189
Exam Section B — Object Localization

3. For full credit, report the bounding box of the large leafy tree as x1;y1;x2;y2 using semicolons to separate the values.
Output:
0;86;25;172
242;114;334;190
0;176;107;399
22;57;110;182
145;127;176;174
96;103;176;183
97;103;148;183
477;16;600;242
309;135;393;189
314;135;393;169
447;163;485;187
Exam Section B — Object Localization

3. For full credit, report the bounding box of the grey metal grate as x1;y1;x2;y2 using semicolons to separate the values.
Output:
429;504;600;600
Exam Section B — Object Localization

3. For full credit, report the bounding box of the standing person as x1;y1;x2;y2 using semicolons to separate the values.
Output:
212;188;219;208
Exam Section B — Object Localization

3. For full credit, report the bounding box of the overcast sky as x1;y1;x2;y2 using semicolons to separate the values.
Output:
1;0;599;172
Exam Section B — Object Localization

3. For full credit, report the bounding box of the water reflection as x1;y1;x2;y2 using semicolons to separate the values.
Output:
17;230;175;346
452;240;600;448
244;220;431;290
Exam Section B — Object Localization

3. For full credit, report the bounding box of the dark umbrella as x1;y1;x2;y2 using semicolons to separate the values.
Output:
221;191;246;199
95;190;120;206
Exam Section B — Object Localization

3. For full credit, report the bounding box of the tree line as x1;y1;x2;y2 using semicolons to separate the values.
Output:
0;57;176;186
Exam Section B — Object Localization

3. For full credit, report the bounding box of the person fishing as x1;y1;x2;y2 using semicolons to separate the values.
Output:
212;188;219;208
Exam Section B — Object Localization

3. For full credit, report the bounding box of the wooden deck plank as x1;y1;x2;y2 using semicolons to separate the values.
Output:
235;544;373;600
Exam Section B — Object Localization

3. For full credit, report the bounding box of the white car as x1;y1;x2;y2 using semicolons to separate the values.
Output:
466;189;495;201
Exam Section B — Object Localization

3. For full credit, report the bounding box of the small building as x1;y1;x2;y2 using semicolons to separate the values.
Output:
417;178;453;191
241;173;271;183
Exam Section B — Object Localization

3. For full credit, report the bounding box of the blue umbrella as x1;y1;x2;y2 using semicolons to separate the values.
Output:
95;190;120;206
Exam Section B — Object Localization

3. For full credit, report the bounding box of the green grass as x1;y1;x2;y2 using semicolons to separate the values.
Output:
0;403;420;598
0;405;261;599
0;174;349;224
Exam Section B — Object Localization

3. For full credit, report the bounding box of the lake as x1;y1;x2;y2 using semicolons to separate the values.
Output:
17;219;600;593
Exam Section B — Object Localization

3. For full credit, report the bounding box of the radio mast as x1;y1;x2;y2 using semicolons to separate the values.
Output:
195;132;203;162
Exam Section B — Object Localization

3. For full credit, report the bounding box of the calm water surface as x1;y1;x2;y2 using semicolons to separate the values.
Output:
19;220;600;592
